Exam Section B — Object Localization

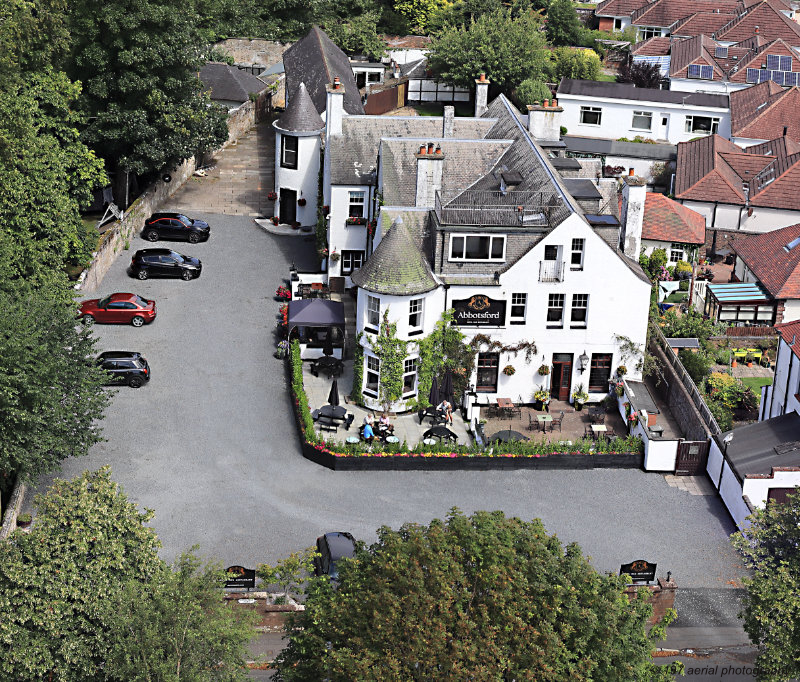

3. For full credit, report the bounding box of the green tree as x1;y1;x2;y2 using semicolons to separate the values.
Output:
548;46;602;80
514;78;553;107
104;551;257;682
68;0;229;204
731;490;800;681
0;286;110;479
393;0;449;33
0;468;163;681
428;9;549;95
257;547;318;603
274;509;679;681
545;0;584;46
679;349;711;384
417;310;475;408
323;12;386;59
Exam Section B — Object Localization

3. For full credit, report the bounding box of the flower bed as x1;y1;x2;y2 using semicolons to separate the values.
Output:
287;341;644;470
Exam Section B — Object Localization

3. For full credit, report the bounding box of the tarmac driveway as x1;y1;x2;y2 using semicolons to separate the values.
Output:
33;213;746;592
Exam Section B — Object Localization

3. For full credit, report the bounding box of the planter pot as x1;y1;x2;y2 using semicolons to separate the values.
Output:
533;400;543;411
747;361;753;367
298;198;306;206
575;401;584;411
731;360;737;368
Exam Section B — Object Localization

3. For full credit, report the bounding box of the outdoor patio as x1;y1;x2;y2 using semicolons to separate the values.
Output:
478;400;629;445
302;360;473;447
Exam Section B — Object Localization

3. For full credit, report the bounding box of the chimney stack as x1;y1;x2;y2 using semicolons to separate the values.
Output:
325;79;345;137
415;143;445;208
527;99;564;142
443;105;455;137
620;175;647;259
392;61;400;79
474;73;490;117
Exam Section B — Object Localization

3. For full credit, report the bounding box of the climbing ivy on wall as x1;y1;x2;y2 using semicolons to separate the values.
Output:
469;334;538;362
416;310;476;408
367;311;407;412
315;148;327;259
350;332;365;406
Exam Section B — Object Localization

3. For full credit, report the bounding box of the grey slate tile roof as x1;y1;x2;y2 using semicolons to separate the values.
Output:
329;116;495;186
351;218;438;295
283;26;364;115
199;62;268;103
275;82;324;132
379;138;513;206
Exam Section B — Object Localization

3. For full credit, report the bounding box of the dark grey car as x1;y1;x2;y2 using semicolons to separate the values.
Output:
130;248;202;281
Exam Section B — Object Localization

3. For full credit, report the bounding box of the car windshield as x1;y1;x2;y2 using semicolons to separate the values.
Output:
98;296;111;308
170;252;185;263
177;215;190;225
133;295;149;307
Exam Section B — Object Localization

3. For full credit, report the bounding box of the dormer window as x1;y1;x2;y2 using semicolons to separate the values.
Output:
449;234;505;261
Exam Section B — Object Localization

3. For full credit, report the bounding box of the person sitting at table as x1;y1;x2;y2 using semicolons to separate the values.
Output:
437;400;453;425
378;412;394;435
362;420;375;444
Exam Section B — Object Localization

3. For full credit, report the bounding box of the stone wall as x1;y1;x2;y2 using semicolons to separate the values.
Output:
624;576;678;626
214;39;289;68
0;476;27;540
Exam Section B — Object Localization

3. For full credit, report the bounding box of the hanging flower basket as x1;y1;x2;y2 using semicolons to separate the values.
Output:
330;251;340;262
502;365;516;376
267;191;278;201
297;197;306;206
616;365;627;377
538;364;550;376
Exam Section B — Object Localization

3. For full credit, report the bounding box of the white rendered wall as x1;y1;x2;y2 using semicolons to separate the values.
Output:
744;471;800;509
326;183;374;285
558;95;731;145
782;300;800;323
669;79;749;94
630;416;679;471
679;200;800;232
386;48;428;65
763;339;800;418
274;129;321;226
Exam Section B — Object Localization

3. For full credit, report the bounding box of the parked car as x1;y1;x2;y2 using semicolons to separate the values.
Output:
78;293;156;327
142;213;210;243
130;248;201;281
314;532;356;580
97;351;150;388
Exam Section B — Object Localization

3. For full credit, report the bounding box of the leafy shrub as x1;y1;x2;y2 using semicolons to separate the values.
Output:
679;350;710;384
707;398;733;431
678;280;689;291
515;78;553;106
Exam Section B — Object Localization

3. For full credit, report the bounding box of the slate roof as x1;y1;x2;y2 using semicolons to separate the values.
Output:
775;319;800;361
274;82;324;133
199;62;268;103
730;81;800;141
715;1;800;44
351;218;438;295
720;411;800;479
641;193;706;243
596;0;650;17
328;116;495;185
631;0;739;27
282;26;364;115
732;222;800;297
557;78;729;108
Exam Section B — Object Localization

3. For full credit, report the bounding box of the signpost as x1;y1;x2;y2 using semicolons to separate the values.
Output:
619;559;657;583
225;565;256;590
452;295;507;327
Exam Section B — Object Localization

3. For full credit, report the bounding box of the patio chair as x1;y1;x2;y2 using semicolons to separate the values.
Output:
551;411;564;432
584;424;595;439
311;409;320;421
528;413;539;432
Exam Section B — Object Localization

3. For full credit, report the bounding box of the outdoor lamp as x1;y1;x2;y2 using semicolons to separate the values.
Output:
723;432;733;454
578;350;589;373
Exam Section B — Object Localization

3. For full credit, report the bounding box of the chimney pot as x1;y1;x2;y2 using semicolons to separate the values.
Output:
629;168;635;176
755;25;759;32
552;99;557;106
427;142;435;153
435;145;442;154
419;144;426;155
543;99;549;108
333;76;341;89
479;72;486;82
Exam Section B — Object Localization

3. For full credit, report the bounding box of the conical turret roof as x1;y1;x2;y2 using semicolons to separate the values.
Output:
352;219;438;296
275;82;324;133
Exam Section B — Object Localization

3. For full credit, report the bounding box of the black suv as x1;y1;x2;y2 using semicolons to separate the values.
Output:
143;213;210;243
130;249;201;281
314;532;356;580
97;351;150;388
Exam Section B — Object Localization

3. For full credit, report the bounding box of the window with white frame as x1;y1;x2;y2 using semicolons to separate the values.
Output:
614;18;623;30
280;135;298;169
449;234;505;261
580;106;602;126
547;293;565;328
403;358;418;394
408;298;424;330
638;26;661;40
365;355;380;393
571;294;589;327
632;110;652;131
670;243;684;263
348;191;366;217
367;71;381;83
340;250;365;275
510;293;527;323
367;295;380;327
685;115;719;135
571;238;585;270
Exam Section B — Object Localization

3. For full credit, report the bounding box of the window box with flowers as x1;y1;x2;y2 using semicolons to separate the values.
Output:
267;191;278;201
346;217;367;226
502;365;516;376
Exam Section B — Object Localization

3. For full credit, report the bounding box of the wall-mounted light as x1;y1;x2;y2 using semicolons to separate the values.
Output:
578;350;589;373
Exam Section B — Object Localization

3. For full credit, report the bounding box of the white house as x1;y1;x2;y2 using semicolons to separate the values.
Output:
761;319;800;419
556;79;731;146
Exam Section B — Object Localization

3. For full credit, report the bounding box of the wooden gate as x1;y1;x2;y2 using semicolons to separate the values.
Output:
674;440;709;476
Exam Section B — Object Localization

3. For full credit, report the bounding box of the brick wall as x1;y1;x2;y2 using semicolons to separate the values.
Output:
624;577;678;625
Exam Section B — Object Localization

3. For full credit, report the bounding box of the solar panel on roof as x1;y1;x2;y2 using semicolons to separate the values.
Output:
715;47;728;58
766;54;781;70
701;65;714;79
785;236;800;252
771;70;785;85
746;67;760;83
688;64;702;78
780;55;792;71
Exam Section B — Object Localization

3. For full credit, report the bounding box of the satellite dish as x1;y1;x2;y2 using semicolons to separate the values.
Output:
162;173;172;183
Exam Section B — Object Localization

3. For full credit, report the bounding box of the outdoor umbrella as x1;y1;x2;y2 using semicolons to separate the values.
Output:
488;429;529;443
428;377;440;407
440;371;454;404
328;379;340;407
322;327;334;356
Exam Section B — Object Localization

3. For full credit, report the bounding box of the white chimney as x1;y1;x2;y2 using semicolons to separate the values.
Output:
415;143;444;208
392;60;401;79
620;172;647;259
527;99;563;142
325;77;345;137
443;105;455;137
474;73;490;117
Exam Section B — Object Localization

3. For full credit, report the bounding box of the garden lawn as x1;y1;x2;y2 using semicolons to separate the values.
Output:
740;376;772;402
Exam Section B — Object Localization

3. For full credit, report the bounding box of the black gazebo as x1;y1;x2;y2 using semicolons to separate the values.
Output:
287;299;345;358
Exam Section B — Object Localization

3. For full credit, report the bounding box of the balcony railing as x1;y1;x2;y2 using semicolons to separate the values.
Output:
434;190;565;228
539;260;565;282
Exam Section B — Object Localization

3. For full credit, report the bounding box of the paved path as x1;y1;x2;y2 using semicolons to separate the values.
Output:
161;121;274;217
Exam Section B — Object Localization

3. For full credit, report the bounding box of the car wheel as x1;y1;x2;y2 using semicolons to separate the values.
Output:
131;316;145;327
181;269;193;281
146;230;159;242
82;314;94;324
128;376;144;388
137;269;149;280
188;232;200;244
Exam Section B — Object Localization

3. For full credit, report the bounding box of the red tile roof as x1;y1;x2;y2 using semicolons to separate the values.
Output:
727;40;800;82
731;82;800;142
732;223;800;297
633;0;739;27
596;0;650;17
715;2;800;45
641;193;707;243
671;12;737;37
675;135;749;202
775;319;800;360
632;36;673;55
669;34;726;79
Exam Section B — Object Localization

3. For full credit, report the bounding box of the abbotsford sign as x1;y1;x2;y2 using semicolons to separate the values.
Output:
452;296;507;327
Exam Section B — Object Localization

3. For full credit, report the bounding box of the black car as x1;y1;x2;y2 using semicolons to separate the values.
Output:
130;248;201;281
97;351;150;388
314;532;356;580
143;213;210;243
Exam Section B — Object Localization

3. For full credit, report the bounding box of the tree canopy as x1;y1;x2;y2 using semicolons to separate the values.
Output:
617;60;663;89
731;490;800;681
545;0;584;46
274;509;679;681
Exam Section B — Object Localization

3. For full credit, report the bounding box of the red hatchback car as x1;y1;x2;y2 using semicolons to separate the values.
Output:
78;293;157;327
